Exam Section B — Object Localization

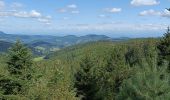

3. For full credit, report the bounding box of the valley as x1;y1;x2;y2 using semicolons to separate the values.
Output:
0;31;129;56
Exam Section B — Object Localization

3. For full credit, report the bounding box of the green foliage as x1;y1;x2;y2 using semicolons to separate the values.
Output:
75;55;97;100
7;40;33;78
0;40;33;99
117;63;170;100
0;36;168;100
48;39;159;100
27;60;78;100
92;46;131;100
117;39;170;100
158;27;170;67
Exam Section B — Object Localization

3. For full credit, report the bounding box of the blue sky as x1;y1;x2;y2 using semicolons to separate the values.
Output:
0;0;170;37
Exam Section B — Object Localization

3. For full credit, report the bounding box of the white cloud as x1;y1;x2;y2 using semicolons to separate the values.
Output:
14;10;51;24
37;15;52;24
38;18;49;23
0;1;52;25
57;4;79;14
0;10;52;24
63;17;69;20
54;22;166;35
104;8;122;13
131;0;160;6
98;14;110;18
38;18;51;25
139;9;170;18
57;8;67;13
13;11;29;17
98;14;106;18
71;10;79;14
30;10;41;17
139;9;161;16
67;4;77;9
12;10;41;18
46;15;52;19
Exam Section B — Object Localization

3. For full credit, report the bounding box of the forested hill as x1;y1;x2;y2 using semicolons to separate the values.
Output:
0;34;169;99
0;31;127;44
0;29;169;99
0;31;130;55
47;38;159;60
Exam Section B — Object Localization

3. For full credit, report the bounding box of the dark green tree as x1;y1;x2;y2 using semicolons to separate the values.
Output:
125;45;143;67
166;8;170;11
5;40;33;96
75;55;97;100
157;27;170;68
92;46;131;100
7;40;33;78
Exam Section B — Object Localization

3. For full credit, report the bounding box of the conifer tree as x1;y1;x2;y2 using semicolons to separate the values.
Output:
7;40;33;79
6;40;33;95
157;27;170;68
75;55;96;100
117;55;170;100
166;8;170;11
93;46;131;100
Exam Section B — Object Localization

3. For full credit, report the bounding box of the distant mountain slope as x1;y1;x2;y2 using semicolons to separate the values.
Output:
30;41;54;47
0;40;46;56
0;31;128;44
76;34;111;43
46;38;159;60
0;31;130;55
0;41;13;52
0;31;6;35
45;41;114;59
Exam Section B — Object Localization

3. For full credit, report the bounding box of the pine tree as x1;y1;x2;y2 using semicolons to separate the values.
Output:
157;27;170;68
92;46;131;100
75;55;96;100
117;60;170;100
5;40;33;95
7;40;33;79
166;8;170;11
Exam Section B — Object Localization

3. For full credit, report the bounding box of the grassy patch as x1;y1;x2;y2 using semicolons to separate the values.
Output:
33;56;45;62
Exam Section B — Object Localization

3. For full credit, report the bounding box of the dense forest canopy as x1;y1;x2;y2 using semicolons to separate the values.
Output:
0;28;170;100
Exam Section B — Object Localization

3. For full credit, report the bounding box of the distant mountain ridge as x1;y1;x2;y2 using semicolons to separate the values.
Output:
0;31;6;35
0;31;128;43
0;31;130;55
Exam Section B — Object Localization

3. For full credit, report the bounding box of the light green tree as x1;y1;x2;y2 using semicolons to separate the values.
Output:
117;56;170;100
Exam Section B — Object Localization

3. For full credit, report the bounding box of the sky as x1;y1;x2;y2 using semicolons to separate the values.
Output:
0;0;170;37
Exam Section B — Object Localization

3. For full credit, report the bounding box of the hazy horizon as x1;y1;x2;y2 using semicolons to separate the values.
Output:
0;30;163;38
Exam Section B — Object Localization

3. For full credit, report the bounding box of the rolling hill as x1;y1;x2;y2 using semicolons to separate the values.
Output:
0;31;130;55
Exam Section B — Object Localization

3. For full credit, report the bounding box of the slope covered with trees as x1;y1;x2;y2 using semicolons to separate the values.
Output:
0;28;170;100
